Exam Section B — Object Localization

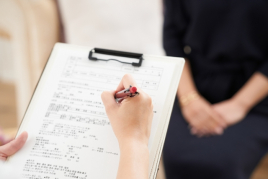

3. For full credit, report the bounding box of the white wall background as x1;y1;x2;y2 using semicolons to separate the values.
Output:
0;39;15;82
0;1;164;82
58;0;164;55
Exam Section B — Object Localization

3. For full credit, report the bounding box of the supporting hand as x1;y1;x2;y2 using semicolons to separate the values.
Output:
0;131;28;161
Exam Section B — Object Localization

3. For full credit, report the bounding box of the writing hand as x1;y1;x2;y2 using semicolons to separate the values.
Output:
101;74;153;146
0;131;28;161
101;74;153;179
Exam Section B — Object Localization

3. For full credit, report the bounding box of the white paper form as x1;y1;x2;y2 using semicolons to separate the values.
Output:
1;45;176;179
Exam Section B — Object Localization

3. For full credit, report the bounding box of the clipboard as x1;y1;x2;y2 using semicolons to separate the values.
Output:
1;43;185;179
89;48;143;67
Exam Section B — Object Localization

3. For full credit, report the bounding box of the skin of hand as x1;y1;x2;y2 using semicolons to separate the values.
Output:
212;99;247;126
181;97;227;137
212;72;268;127
0;131;28;161
178;60;226;137
179;60;268;137
101;74;153;179
0;129;12;145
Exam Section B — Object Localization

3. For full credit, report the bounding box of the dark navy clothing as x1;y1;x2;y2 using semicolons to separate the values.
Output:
164;100;268;179
163;0;268;111
163;0;268;178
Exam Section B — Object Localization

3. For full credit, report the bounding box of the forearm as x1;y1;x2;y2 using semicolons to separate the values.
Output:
117;141;149;179
232;72;268;111
177;59;197;96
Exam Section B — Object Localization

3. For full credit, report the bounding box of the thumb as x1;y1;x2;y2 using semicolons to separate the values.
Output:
0;131;28;157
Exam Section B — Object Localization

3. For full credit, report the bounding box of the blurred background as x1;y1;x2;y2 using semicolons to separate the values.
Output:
0;0;267;178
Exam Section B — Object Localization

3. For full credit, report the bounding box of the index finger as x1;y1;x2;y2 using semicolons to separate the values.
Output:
116;74;138;92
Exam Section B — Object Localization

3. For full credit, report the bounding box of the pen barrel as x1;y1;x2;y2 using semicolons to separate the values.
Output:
114;91;132;99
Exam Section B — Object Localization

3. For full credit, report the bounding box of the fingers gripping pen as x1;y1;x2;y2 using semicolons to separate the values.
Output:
114;85;139;103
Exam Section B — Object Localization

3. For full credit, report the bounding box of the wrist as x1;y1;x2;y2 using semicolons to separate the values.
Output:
178;91;201;107
178;86;197;97
230;96;251;114
119;138;149;152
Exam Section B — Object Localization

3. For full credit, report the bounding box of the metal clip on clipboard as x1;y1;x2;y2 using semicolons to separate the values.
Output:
88;48;143;67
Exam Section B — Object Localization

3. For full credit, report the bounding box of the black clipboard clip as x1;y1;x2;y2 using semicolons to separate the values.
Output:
88;48;143;67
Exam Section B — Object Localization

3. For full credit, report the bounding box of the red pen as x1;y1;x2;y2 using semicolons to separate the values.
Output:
114;85;139;103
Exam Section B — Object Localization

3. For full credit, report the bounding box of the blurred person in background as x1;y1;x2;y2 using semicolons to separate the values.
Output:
163;0;268;179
